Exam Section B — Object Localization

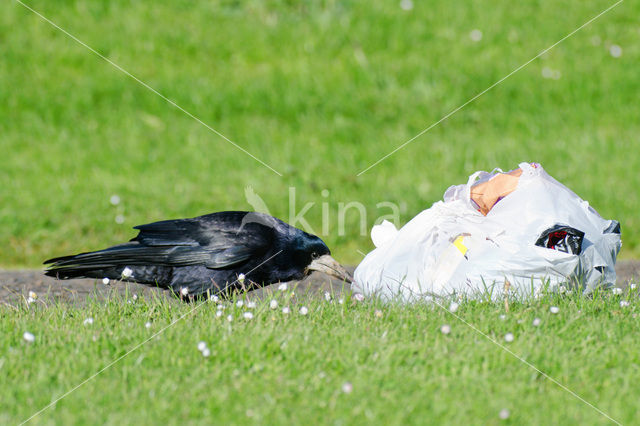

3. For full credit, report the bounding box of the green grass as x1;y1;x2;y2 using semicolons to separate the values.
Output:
1;0;639;267
2;286;639;424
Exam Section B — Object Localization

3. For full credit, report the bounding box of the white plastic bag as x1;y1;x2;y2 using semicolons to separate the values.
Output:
353;163;621;302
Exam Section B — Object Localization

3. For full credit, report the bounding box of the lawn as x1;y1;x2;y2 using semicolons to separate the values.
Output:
1;0;639;267
1;1;638;424
2;286;639;424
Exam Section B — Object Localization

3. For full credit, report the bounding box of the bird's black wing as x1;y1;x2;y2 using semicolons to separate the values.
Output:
45;212;276;270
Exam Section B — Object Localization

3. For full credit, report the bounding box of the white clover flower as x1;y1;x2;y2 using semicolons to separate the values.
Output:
278;283;288;291
499;314;506;320
236;300;244;308
115;214;125;224
202;348;211;357
612;287;623;295
197;341;207;352
282;306;290;314
83;318;94;326
324;292;332;302
247;301;257;309
620;300;630;308
145;321;152;329
121;267;133;279
469;29;482;42
532;318;541;327
630;283;638;290
504;333;514;343
440;324;451;335
269;299;278;310
110;194;121;205
499;409;510;420
299;306;309;316
550;306;560;314
227;314;233;322
102;277;110;285
609;44;622;58
23;332;35;343
243;312;254;320
342;382;353;393
353;293;364;302
180;287;189;296
338;298;344;305
216;310;223;318
399;0;413;11
449;302;459;313
238;273;245;284
210;294;219;303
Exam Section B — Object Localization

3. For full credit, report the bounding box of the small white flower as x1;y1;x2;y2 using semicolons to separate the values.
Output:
27;297;35;304
532;318;541;327
353;293;365;302
342;381;353;393
121;267;133;279
609;44;622;58
83;317;94;326
278;283;288;291
247;301;257;309
499;408;510;420
448;302;459;313
210;294;219;303
180;287;189;296
469;29;483;42
299;306;309;316
612;287;623;295
236;300;244;308
227;314;233;322
338;298;344;305
197;341;207;352
282;306;290;314
110;194;121;205
132;294;138;301
238;273;245;284
558;285;566;294
28;291;37;300
145;322;152;329
630;283;637;290
499;314;506;320
504;333;514;343
216;310;223;318
324;292;332;302
440;324;451;335
243;312;254;320
202;348;211;357
269;299;278;309
23;332;35;343
620;300;630;308
399;0;413;10
374;310;383;318
115;214;125;224
550;306;560;314
102;277;110;285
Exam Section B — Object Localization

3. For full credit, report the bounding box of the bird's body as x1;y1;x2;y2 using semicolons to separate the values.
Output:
45;211;351;298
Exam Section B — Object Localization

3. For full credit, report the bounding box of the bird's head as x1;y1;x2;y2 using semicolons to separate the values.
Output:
288;233;352;284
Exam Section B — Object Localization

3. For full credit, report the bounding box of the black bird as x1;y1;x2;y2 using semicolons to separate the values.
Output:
44;211;352;298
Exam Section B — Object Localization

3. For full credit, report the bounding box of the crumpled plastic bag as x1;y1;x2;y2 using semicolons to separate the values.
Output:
353;162;621;301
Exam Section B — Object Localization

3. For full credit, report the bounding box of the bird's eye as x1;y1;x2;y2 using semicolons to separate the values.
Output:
311;252;319;259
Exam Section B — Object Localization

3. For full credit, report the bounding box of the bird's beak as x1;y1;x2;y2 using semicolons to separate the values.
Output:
307;255;353;283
